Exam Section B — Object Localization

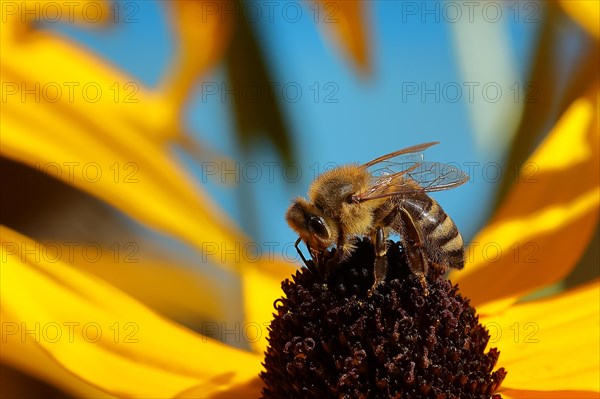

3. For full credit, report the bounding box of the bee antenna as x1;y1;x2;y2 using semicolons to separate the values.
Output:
294;237;311;267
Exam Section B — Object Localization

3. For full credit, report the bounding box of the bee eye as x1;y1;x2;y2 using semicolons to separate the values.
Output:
308;216;329;239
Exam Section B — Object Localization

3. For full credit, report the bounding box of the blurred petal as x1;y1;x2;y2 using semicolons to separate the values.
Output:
0;0;111;26
481;281;599;393
175;377;263;398
450;6;521;158
241;260;298;354
452;85;599;308
46;242;229;326
1;318;114;398
315;0;369;73
0;2;172;140
501;389;600;399
559;0;600;39
0;14;254;273
492;7;564;211
225;5;294;164
0;226;263;398
162;0;232;112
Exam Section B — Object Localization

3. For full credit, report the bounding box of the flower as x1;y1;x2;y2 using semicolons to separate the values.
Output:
1;1;599;398
261;239;507;398
2;81;598;397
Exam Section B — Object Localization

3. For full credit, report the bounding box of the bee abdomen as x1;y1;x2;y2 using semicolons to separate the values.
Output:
406;196;465;270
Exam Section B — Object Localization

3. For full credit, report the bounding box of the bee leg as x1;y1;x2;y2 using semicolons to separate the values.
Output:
308;247;331;286
430;261;449;279
404;246;430;296
416;272;429;297
320;233;343;283
397;209;431;296
369;227;388;295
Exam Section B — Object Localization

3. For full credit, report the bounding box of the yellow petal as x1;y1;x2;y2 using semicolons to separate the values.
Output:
0;226;263;398
241;260;298;353
452;85;599;308
0;0;111;26
162;0;232;110
175;377;263;398
559;0;600;39
315;0;370;73
0;2;172;139
481;281;600;393
1;313;114;398
0;14;254;273
501;389;600;398
43;241;229;326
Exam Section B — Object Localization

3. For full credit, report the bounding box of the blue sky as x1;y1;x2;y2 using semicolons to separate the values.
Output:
50;0;551;261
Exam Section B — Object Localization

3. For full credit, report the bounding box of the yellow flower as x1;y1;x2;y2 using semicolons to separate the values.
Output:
3;83;598;397
1;1;598;398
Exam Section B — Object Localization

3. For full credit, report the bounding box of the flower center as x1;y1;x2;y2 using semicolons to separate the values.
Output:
261;239;506;399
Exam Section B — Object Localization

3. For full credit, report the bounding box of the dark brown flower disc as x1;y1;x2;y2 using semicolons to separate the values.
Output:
261;238;506;399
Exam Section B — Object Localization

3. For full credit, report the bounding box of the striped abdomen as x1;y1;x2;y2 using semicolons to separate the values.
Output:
395;194;465;271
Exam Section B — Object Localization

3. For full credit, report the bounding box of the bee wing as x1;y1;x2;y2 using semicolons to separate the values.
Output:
356;153;469;203
402;161;469;192
362;141;439;168
357;141;437;200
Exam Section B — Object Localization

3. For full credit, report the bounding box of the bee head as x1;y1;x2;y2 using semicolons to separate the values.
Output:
286;198;337;251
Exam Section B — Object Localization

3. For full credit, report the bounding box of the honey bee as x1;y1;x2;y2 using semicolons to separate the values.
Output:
286;142;469;294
